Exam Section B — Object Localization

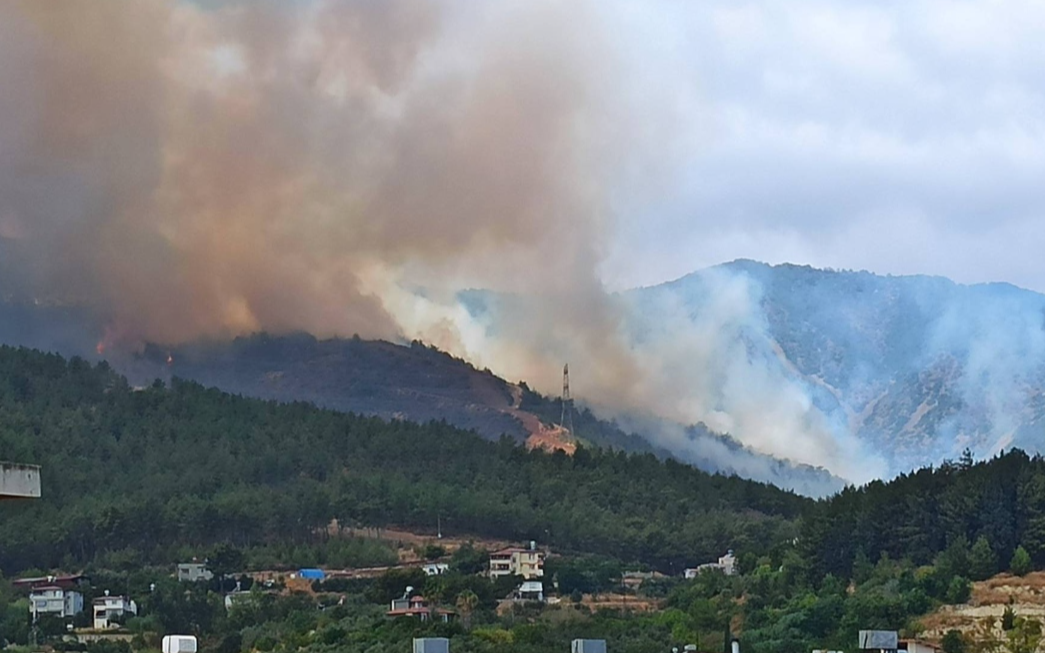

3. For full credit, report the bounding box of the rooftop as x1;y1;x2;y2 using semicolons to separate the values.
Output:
15;574;86;589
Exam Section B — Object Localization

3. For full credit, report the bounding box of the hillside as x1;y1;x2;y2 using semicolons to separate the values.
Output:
6;351;1045;653
0;345;806;575
0;299;844;495
630;260;1045;474
10;258;1045;481
919;572;1045;644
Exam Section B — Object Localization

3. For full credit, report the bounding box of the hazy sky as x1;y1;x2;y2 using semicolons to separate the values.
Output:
597;0;1045;293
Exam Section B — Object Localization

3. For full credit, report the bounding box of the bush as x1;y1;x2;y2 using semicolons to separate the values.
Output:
86;641;131;653
424;544;447;560
942;629;966;653
945;577;971;604
1012;546;1033;577
1003;606;1017;631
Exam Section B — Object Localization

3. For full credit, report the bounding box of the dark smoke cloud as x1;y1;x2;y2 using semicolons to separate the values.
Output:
0;0;878;481
0;0;642;341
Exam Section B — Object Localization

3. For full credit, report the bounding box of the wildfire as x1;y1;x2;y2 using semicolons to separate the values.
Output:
166;353;173;366
93;323;146;359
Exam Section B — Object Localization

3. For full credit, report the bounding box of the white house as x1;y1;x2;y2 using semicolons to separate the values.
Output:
29;586;84;620
684;550;738;579
93;593;137;630
489;542;545;580
177;562;213;583
422;563;450;576
516;581;545;602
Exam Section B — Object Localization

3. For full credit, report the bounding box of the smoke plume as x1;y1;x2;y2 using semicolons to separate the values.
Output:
0;0;874;482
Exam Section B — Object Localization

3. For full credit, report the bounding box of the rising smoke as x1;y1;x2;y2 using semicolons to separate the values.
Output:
0;0;876;483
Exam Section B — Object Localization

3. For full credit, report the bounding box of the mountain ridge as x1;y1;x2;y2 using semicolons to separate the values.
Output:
631;259;1045;474
0;299;844;496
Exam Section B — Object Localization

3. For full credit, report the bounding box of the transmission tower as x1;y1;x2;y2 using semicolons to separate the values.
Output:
559;364;575;435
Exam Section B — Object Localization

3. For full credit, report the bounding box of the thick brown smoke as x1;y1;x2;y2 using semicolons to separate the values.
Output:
0;0;883;481
1;0;633;340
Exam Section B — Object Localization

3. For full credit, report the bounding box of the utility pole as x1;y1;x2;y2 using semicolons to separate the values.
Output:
558;364;575;436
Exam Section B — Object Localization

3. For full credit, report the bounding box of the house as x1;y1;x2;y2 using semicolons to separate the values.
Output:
413;638;450;653
298;568;325;581
422;563;450;576
684;550;737;578
177;562;213;583
29;586;84;620
489;542;545;579
93;593;137;630
515;581;545;602
224;590;253;611
14;574;87;591
900;640;939;653
621;571;665;589
386;596;454;622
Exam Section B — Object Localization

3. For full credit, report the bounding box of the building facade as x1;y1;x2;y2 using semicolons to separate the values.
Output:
30;586;84;620
177;562;213;583
422;563;449;576
387;596;454;622
92;594;138;630
684;550;737;579
489;544;545;579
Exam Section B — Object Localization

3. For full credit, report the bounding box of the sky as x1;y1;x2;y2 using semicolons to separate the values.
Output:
597;0;1045;293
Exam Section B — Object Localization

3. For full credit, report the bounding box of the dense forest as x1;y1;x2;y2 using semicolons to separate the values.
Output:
0;346;803;575
7;345;1045;653
801;449;1045;582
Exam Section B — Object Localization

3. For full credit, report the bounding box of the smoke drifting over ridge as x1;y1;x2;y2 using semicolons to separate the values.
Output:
0;0;630;338
0;0;879;482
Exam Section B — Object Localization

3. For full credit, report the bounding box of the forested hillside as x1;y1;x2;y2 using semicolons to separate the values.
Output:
802;449;1045;582
8;346;1045;653
0;299;844;495
0;346;803;575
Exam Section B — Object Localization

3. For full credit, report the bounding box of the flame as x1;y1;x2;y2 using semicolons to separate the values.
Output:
166;353;173;366
96;341;106;355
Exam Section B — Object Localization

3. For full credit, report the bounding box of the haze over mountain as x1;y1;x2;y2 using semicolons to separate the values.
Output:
626;260;1045;475
0;298;845;497
4;259;1044;488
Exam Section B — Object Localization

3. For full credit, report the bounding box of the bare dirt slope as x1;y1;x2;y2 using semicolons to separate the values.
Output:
920;573;1045;642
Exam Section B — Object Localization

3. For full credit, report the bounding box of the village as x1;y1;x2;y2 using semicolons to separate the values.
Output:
10;541;740;635
6;535;956;653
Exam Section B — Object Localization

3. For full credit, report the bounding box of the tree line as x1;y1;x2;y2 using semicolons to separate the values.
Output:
0;346;802;575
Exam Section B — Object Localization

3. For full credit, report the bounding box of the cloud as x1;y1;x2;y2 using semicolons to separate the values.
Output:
602;0;1045;294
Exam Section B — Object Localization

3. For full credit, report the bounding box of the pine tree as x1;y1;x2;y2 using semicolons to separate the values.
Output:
1011;546;1032;577
969;535;998;581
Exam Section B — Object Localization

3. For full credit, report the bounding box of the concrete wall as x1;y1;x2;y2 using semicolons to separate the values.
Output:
0;462;41;498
